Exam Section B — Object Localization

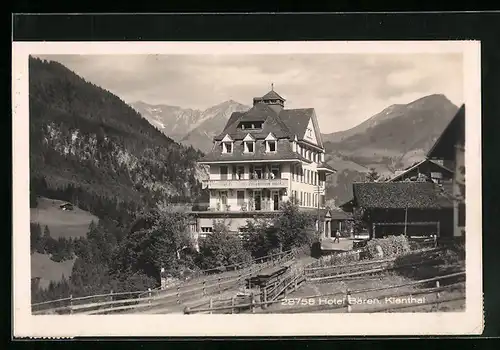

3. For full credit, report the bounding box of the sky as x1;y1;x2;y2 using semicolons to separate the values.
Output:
38;53;463;134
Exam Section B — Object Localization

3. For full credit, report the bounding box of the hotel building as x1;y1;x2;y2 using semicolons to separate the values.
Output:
191;88;336;239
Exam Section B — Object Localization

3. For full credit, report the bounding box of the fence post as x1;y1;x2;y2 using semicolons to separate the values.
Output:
209;298;213;315
231;296;236;314
148;288;152;304
346;289;352;313
69;294;73;315
251;292;256;313
110;290;113;302
177;286;181;304
218;277;221;294
203;280;206;297
436;281;441;311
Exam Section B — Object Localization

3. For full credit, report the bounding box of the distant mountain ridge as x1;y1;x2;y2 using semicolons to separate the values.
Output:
322;94;454;144
132;93;459;206
323;94;459;204
179;101;251;152
322;103;409;143
130;100;250;144
130;101;202;141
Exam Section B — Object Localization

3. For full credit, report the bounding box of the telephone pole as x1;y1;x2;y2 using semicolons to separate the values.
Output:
317;177;321;239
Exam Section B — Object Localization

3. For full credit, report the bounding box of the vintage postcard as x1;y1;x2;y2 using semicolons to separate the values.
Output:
12;41;483;337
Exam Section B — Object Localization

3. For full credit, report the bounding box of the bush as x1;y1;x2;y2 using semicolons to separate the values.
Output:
392;246;465;282
109;271;157;294
242;201;316;258
198;222;253;270
366;235;411;259
309;250;361;268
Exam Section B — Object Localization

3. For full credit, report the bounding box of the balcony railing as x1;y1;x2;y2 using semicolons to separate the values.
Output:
314;186;326;195
209;200;280;212
205;178;289;189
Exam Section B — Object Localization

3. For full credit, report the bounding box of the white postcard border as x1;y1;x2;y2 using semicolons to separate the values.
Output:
12;40;483;337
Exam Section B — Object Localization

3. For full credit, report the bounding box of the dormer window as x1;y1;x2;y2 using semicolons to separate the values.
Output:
239;121;263;130
245;142;254;153
222;142;232;154
243;133;256;153
265;132;277;153
221;134;234;154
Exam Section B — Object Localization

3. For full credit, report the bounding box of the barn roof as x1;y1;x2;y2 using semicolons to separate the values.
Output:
352;182;453;209
427;104;465;159
387;159;454;182
299;207;352;220
329;208;353;220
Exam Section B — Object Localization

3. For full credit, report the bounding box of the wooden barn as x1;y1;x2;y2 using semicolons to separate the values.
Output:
427;104;466;237
348;182;454;239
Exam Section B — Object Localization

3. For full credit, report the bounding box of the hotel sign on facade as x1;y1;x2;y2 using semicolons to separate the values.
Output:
205;178;289;189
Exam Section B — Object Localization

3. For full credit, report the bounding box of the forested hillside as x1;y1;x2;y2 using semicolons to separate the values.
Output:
29;56;207;224
29;57;209;302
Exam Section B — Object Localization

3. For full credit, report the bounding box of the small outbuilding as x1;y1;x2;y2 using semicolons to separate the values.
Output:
59;203;74;211
348;182;454;239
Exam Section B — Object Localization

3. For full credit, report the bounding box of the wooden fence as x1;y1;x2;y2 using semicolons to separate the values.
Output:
184;246;464;314
184;270;465;314
184;266;307;314
32;249;297;315
305;244;443;270
304;247;446;281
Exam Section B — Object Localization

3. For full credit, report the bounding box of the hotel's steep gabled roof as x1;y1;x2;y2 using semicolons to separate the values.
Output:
262;90;286;101
278;108;315;139
214;103;291;141
215;105;322;146
205;89;327;163
199;138;312;164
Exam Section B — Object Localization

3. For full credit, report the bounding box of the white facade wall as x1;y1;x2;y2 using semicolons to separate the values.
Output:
289;146;327;209
198;217;250;232
207;149;327;212
207;162;294;212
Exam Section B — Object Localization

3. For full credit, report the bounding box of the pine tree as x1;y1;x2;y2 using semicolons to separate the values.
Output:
30;223;42;254
43;225;51;239
42;225;56;254
366;168;380;182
